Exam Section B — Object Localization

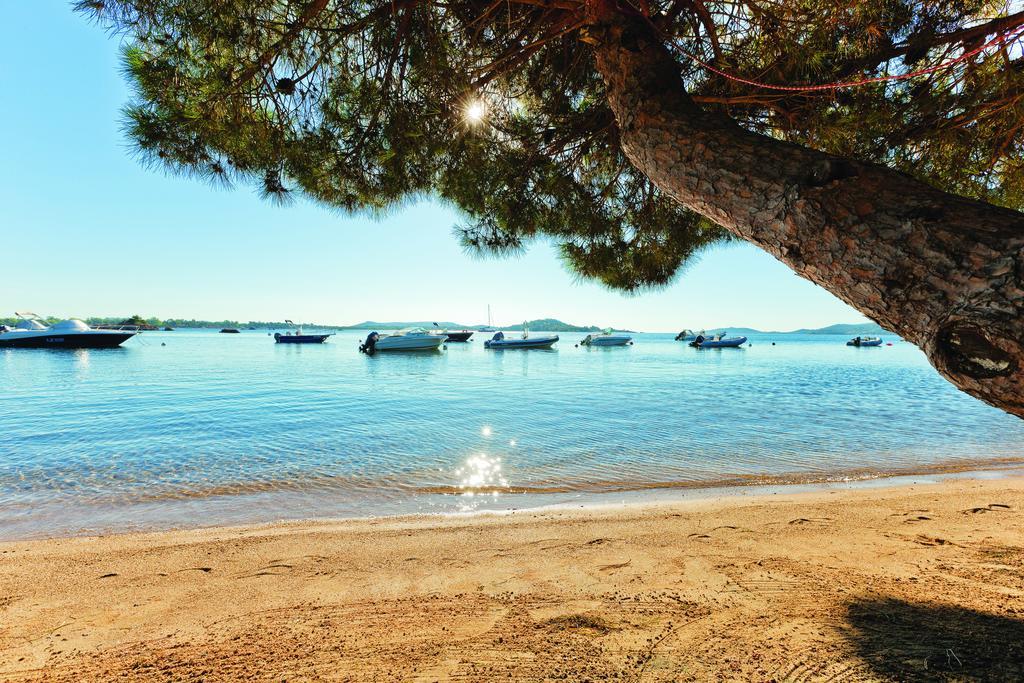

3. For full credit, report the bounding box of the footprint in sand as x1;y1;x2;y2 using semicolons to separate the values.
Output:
688;525;750;538
240;564;293;578
913;534;957;547
962;503;1013;515
788;517;833;526
597;560;632;573
902;515;932;524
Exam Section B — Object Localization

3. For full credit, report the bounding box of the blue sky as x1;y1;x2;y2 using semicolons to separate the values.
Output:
0;3;868;331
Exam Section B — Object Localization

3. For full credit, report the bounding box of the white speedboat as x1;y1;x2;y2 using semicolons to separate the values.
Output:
0;312;137;348
359;327;446;354
579;329;632;346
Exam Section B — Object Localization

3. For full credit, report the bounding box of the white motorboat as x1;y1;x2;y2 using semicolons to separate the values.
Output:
359;327;446;354
0;312;137;348
579;329;632;347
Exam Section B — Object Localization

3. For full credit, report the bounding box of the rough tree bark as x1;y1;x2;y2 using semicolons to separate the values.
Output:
586;7;1024;419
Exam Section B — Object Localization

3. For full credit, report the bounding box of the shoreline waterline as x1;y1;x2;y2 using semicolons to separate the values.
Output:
3;460;1022;542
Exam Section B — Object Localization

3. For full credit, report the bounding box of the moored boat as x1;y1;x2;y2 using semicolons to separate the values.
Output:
478;304;497;332
484;326;558;350
847;336;883;347
274;320;333;344
220;328;240;334
0;313;136;349
674;329;702;342
359;328;446;355
689;332;747;348
579;329;632;346
431;322;473;342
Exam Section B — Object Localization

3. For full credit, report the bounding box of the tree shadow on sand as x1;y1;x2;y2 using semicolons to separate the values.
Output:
841;597;1024;681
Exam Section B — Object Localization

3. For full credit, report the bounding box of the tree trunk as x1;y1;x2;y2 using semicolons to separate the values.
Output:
586;9;1024;419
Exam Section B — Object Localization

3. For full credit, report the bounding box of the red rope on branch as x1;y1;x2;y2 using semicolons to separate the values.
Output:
672;24;1024;92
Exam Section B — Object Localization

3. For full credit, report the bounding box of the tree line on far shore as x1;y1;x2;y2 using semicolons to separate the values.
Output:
0;314;308;330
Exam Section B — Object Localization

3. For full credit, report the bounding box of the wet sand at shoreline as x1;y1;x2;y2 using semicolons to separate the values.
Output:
1;477;1022;681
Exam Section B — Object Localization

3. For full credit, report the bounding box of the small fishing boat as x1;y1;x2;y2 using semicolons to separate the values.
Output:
484;325;558;350
274;320;333;344
674;329;702;342
220;328;240;334
689;332;747;348
359;328;446;355
0;312;136;349
579;329;632;346
847;336;883;347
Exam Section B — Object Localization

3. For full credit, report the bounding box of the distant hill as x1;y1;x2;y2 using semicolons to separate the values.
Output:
342;318;611;332
790;322;890;335
698;322;892;336
504;319;603;332
342;321;466;330
1;315;887;337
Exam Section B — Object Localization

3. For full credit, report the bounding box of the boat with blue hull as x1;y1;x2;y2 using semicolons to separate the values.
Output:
689;333;747;348
275;332;332;344
274;320;333;344
484;328;559;350
0;313;136;349
847;336;883;347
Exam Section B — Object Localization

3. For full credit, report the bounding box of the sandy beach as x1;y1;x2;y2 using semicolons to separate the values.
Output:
1;477;1022;681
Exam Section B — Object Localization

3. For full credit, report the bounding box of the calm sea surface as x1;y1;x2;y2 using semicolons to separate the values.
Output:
2;329;1022;539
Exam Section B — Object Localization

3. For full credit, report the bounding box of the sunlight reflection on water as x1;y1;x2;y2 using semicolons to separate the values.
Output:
455;453;508;492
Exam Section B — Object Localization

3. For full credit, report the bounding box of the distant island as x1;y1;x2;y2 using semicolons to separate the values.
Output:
0;315;890;337
701;322;891;336
341;318;614;333
0;315;329;330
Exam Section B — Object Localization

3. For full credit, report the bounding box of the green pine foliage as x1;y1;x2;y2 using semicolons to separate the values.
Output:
77;1;1024;289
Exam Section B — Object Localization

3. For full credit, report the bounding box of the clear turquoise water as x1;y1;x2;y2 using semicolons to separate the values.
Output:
1;329;1022;538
